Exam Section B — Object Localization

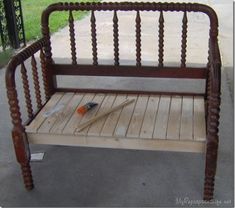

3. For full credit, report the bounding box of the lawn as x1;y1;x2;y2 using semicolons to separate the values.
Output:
0;0;99;68
22;0;100;41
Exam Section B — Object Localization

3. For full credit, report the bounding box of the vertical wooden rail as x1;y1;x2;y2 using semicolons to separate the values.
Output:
40;49;50;101
91;10;98;65
158;11;164;67
113;10;119;66
31;55;42;109
136;10;141;66
69;10;77;65
181;11;188;68
20;63;33;119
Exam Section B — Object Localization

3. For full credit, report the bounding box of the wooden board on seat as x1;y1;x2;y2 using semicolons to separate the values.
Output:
26;92;207;153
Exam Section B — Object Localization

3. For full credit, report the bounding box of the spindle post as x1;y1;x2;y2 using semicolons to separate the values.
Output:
181;11;188;68
158;11;164;67
113;10;119;66
69;11;77;65
40;49;50;101
21;63;33;119
136;10;141;66
91;10;98;65
31;55;42;109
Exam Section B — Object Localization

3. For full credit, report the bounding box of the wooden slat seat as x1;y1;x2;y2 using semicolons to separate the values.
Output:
26;92;206;153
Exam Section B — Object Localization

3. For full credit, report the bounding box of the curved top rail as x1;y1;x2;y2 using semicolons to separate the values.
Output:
41;2;219;38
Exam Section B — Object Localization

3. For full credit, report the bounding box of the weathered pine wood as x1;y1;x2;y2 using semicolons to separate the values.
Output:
37;93;74;133
100;94;127;136
166;96;182;140
126;95;148;138
194;96;206;141
62;93;95;134
88;94;116;136
27;132;206;153
180;96;193;140
26;93;64;133
77;98;135;133
50;93;84;133
153;96;171;139
75;94;105;135
114;95;137;137
140;95;160;139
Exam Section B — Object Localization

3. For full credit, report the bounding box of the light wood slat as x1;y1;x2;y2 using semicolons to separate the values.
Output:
87;94;116;136
114;95;137;137
75;94;105;135
180;96;193;140
50;93;84;134
166;96;182;140
37;93;74;133
26;92;64;133
153;96;171;139
27;133;206;153
140;95;160;139
126;95;149;138
100;94;127;136
193;96;206;141
62;93;95;134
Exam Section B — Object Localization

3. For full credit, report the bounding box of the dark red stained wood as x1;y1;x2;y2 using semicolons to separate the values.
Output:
69;10;77;65
158;11;164;67
56;87;205;97
40;49;50;101
136;10;141;66
52;64;207;79
91;10;98;65
21;63;33;119
31;55;42;109
113;10;119;66
181;11;188;68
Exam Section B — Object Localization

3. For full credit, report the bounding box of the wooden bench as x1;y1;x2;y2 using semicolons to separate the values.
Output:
5;2;221;201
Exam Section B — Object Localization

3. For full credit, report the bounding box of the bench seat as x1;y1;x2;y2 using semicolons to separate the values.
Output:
26;92;206;153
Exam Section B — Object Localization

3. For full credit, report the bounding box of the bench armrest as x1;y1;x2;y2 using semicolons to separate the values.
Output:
206;38;221;142
5;38;48;132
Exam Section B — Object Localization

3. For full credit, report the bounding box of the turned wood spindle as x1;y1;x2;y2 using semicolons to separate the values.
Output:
91;10;98;65
40;49;50;101
21;63;33;119
113;10;119;66
158;11;164;67
69;10;77;65
31;55;42;109
181;11;188;68
136;10;141;66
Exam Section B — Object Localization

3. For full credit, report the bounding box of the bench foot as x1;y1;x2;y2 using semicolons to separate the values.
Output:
21;163;34;190
203;138;218;201
203;174;214;201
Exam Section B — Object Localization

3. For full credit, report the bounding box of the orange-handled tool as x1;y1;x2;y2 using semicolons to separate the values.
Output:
76;102;98;115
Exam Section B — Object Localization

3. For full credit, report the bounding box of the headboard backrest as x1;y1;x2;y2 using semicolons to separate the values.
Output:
41;2;219;77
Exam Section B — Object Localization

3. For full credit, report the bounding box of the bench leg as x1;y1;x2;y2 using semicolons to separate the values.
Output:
12;131;34;190
20;162;34;190
203;137;218;201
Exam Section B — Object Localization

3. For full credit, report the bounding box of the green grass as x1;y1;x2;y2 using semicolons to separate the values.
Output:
0;49;13;68
22;0;100;41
